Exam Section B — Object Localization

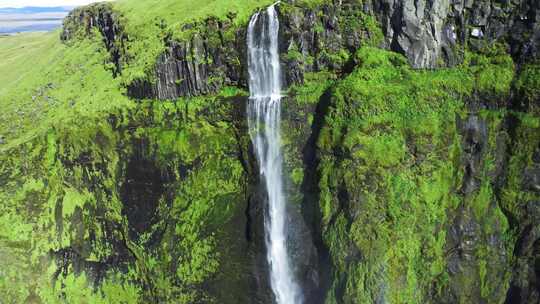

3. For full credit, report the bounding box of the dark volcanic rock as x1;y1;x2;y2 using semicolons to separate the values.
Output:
369;0;454;68
459;114;488;194
524;165;540;193
246;186;275;304
128;18;247;99
279;2;372;86
507;200;540;304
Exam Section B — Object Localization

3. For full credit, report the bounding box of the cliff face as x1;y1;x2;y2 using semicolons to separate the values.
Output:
125;1;380;100
123;0;540;100
367;0;540;68
61;2;127;76
0;0;539;303
127;18;247;99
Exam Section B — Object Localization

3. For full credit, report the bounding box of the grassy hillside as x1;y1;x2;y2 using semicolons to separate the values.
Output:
0;33;58;94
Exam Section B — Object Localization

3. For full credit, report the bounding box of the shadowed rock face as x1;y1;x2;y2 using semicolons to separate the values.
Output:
508;150;540;304
507;201;540;304
120;140;168;239
459;115;489;195
51;1;540;303
367;0;540;68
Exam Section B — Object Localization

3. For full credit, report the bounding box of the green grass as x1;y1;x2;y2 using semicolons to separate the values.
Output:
0;30;133;151
318;46;516;304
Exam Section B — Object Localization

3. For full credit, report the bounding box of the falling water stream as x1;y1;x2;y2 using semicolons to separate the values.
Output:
247;4;303;304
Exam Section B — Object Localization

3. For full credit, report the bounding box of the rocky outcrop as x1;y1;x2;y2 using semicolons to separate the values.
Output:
279;1;381;85
61;2;126;75
366;0;540;68
128;18;246;99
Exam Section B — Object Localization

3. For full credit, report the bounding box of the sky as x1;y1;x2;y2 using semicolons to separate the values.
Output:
0;0;111;8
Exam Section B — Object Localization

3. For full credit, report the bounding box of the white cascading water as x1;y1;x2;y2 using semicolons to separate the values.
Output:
247;4;303;304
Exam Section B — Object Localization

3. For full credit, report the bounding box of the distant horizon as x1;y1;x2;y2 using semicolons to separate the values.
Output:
0;1;112;9
0;7;73;13
0;5;75;34
0;6;73;10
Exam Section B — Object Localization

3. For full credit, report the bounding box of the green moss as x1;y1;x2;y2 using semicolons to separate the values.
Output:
317;46;516;303
516;63;540;101
36;266;141;303
321;49;351;67
288;71;336;104
500;112;540;220
343;12;384;47
291;168;305;185
515;62;540;114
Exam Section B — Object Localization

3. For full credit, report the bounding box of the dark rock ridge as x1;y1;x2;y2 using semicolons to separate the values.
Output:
279;1;378;85
61;2;126;76
127;2;378;100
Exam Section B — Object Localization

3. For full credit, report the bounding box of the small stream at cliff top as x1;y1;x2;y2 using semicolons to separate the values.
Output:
247;3;303;304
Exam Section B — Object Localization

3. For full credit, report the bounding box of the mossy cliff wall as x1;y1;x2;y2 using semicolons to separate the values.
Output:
0;0;539;303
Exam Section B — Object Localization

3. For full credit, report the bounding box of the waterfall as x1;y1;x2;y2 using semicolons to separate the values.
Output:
247;4;303;304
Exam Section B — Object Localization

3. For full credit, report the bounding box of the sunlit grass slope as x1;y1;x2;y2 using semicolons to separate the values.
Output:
114;0;275;83
0;31;132;151
0;33;59;95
